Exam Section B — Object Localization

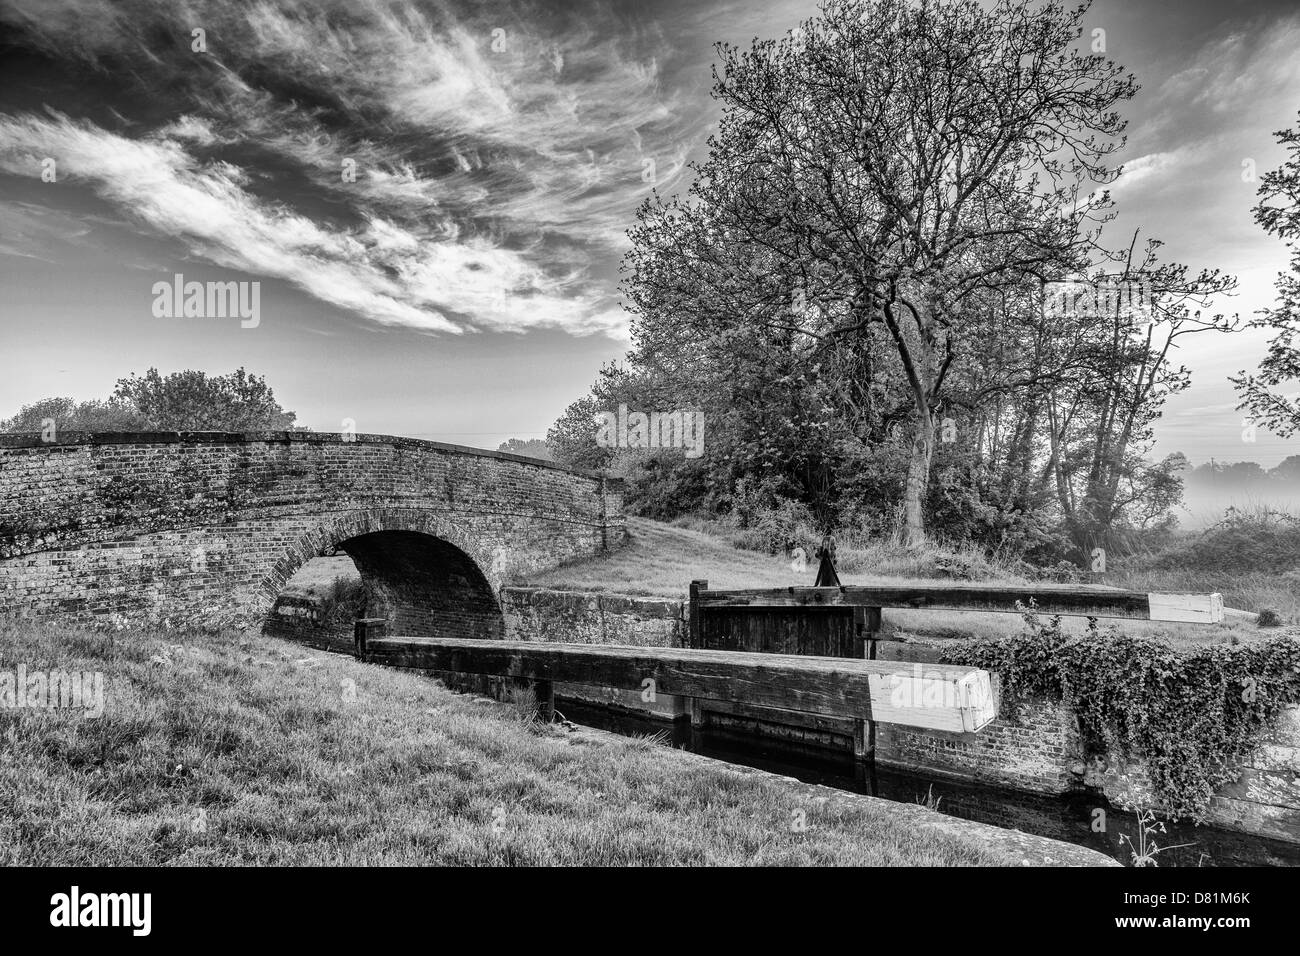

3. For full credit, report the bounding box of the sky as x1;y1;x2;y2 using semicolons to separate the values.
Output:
0;0;1298;466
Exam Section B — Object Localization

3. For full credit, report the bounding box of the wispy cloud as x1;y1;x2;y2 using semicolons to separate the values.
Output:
0;202;84;263
1142;14;1300;154
0;0;705;336
1110;150;1183;194
1160;22;1300;116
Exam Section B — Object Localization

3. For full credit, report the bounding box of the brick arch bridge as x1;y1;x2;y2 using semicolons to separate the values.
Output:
0;432;623;636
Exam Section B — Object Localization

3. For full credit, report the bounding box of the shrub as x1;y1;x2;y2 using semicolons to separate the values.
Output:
316;576;368;627
923;465;1075;565
725;477;819;555
616;449;712;520
1033;560;1086;583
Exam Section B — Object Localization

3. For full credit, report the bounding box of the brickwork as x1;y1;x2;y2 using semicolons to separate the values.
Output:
1086;707;1300;844
0;432;624;632
500;586;684;647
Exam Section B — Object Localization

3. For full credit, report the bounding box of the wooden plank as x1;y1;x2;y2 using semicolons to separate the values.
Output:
1147;592;1223;624
686;580;705;725
361;636;997;732
869;663;996;731
694;594;890;754
697;584;1146;615
699;605;867;655
353;617;387;652
854;606;879;759
687;579;705;649
700;697;855;736
536;679;554;721
851;605;867;659
696;584;1223;622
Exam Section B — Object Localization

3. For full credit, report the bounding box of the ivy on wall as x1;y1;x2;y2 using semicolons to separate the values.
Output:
940;605;1300;819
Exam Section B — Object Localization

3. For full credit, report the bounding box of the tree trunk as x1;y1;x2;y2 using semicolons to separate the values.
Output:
902;408;933;547
880;291;938;548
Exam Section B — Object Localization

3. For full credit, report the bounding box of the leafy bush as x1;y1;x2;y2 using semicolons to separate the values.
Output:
1033;560;1086;583
828;438;909;538
615;449;712;520
942;604;1300;819
924;462;1075;565
724;477;819;555
316;576;368;627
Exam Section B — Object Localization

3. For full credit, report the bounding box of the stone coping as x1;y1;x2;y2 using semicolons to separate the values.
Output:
0;430;617;483
501;586;682;617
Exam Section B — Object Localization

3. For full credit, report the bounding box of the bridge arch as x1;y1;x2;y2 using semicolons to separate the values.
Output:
267;508;505;640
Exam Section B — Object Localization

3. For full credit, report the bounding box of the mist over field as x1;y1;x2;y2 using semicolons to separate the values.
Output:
1177;459;1300;529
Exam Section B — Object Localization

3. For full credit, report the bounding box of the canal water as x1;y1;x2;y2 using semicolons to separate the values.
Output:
557;698;1300;868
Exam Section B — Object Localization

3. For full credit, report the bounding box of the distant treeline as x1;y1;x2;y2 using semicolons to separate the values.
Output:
1;368;300;434
1183;458;1300;491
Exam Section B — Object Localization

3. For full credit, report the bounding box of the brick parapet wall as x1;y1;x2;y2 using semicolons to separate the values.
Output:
0;433;622;629
500;586;684;647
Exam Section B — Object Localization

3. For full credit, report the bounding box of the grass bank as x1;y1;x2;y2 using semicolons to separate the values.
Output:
0;622;1015;866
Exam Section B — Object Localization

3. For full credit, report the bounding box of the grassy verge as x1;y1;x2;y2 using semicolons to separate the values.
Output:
0;622;1012;866
528;517;1023;594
